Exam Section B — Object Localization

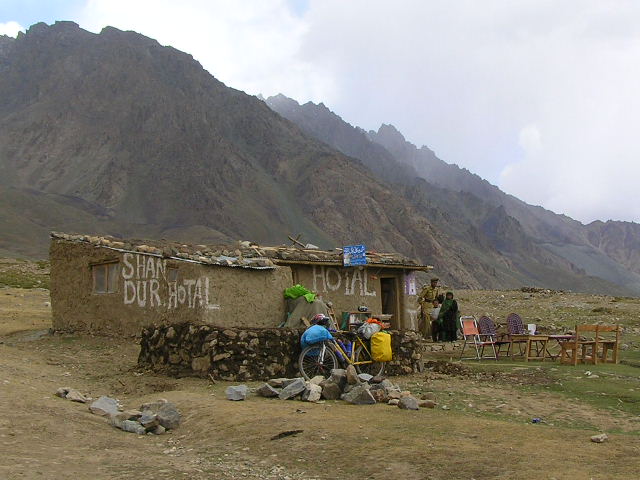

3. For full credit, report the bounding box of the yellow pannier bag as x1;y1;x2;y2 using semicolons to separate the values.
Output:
371;332;392;362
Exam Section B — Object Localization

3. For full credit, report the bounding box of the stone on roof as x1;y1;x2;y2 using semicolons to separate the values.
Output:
50;232;431;270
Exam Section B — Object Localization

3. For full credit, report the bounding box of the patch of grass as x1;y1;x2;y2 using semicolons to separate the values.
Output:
592;306;614;313
0;270;50;289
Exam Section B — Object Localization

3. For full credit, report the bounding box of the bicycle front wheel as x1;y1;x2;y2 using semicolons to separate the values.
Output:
298;342;338;380
354;345;385;377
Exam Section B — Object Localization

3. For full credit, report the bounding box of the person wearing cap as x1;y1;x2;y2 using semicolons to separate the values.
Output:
417;277;440;339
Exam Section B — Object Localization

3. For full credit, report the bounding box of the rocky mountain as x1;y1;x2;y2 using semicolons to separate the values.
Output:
0;21;487;288
1;21;635;294
265;94;640;295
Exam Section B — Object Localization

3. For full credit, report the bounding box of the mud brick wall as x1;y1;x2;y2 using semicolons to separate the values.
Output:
138;323;425;381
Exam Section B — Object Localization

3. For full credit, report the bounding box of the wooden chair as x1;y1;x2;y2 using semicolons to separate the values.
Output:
459;316;497;361
596;325;621;364
477;316;511;358
559;325;598;365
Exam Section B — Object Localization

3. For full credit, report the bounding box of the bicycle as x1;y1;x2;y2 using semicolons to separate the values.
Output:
298;330;385;380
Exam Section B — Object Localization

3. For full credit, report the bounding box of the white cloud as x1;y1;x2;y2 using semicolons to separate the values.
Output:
0;21;24;37
66;0;640;223
75;0;335;103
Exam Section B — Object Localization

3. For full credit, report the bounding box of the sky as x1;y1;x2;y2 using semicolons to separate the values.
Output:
2;0;640;224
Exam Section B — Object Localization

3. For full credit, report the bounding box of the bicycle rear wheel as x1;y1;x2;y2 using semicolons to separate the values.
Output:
299;342;338;380
354;345;385;377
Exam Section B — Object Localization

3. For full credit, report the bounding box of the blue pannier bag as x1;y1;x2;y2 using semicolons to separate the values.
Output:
301;325;333;349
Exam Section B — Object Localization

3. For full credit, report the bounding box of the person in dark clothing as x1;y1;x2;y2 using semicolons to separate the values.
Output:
438;291;459;342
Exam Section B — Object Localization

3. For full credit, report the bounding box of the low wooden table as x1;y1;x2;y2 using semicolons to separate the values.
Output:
511;334;550;362
546;334;575;359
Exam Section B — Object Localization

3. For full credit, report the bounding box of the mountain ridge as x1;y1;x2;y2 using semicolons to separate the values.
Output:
265;93;640;295
0;21;636;295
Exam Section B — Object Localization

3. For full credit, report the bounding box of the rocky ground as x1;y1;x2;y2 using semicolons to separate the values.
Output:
1;285;639;479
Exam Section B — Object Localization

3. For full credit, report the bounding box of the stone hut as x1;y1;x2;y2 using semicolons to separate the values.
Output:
50;232;430;336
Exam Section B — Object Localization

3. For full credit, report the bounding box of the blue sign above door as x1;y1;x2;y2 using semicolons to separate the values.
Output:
343;244;367;266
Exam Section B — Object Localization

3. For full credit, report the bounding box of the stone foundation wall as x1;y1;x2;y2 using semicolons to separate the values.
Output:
138;323;425;381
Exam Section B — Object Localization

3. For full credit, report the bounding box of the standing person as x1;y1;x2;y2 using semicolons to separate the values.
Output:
430;299;441;342
417;277;440;339
438;291;459;342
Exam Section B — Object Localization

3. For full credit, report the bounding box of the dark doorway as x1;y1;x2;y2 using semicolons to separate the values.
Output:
380;277;399;326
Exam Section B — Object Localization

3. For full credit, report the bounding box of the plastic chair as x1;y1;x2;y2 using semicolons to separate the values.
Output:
459;316;497;361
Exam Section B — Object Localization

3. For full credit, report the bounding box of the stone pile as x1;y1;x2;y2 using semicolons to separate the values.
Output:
520;286;565;294
227;365;437;411
55;388;181;435
139;323;424;381
108;399;181;435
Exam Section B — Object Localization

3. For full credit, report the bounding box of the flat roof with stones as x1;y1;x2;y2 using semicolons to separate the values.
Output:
50;232;432;271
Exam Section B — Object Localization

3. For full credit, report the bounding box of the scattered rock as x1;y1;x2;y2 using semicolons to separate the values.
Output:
345;365;360;385
370;388;388;403
152;425;166;435
279;378;306;400
225;385;248;401
257;383;280;398
281;378;304;388
267;378;288;388
420;392;437;401
319;380;341;400
329;369;347;390
65;389;89;403
342;384;375;405
302;384;322;402
114;409;141;421
121;420;146;435
591;433;608;443
89;396;119;417
309;375;325;386
370;375;385;384
388;399;400;406
55;387;70;398
357;373;373;383
398;396;419;410
387;391;402;400
139;412;160;430
418;400;437;409
55;387;89;403
140;399;181;430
